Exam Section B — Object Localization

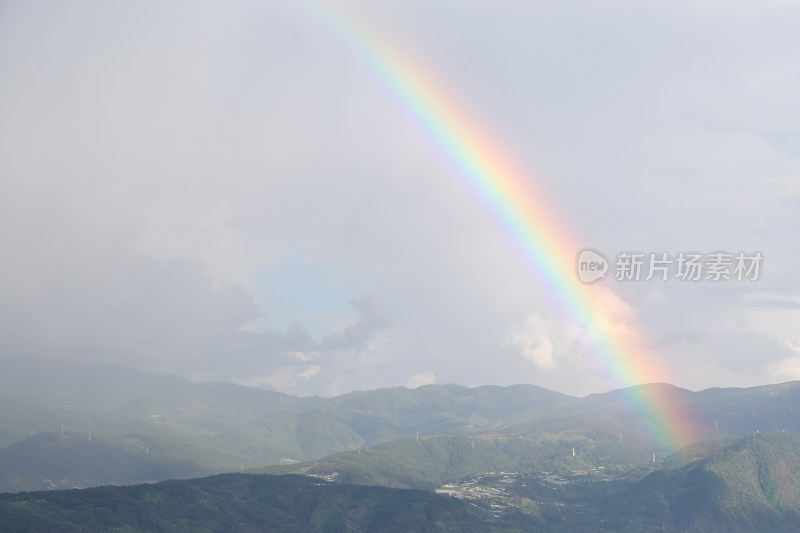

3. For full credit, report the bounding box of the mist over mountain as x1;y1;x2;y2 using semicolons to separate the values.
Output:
3;357;800;498
0;357;577;491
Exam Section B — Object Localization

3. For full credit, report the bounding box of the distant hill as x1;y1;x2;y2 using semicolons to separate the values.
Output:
0;474;517;532
0;357;576;445
0;357;579;491
0;356;302;440
592;432;800;532
3;435;800;532
260;431;659;490
0;431;212;492
4;356;800;494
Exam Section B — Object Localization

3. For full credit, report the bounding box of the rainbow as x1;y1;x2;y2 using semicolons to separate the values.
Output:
309;2;697;451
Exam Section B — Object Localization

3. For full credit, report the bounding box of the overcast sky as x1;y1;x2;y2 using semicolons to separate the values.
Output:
2;0;799;397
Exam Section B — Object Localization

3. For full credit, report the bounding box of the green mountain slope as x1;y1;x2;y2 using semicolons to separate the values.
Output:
0;357;582;492
0;431;224;492
261;430;659;490
0;474;517;532
4;435;799;532
601;432;800;532
6;356;800;495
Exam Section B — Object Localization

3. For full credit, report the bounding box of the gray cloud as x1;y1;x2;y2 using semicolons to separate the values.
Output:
1;1;799;396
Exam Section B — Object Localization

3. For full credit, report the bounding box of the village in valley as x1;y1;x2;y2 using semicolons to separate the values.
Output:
435;465;645;517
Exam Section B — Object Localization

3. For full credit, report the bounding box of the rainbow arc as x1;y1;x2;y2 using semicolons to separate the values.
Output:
311;1;698;451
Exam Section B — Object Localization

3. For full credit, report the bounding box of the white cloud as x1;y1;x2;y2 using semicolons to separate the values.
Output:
501;314;559;369
298;365;322;379
406;372;435;389
768;342;800;382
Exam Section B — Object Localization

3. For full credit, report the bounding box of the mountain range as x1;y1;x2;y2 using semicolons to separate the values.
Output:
2;356;800;492
3;356;800;531
2;433;800;532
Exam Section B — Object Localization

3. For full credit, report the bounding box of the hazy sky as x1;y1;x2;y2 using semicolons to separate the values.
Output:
2;0;799;397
